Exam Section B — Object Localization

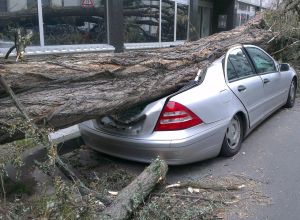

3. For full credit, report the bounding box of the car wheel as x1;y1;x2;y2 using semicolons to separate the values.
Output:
220;115;243;157
284;79;297;108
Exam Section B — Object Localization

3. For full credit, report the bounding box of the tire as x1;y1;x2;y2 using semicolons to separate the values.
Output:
220;115;243;157
284;79;297;108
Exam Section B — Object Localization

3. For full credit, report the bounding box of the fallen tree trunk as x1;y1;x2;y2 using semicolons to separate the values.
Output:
1;71;167;218
0;16;271;126
100;158;168;220
0;0;299;143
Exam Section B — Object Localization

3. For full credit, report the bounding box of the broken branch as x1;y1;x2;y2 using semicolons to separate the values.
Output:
100;158;168;220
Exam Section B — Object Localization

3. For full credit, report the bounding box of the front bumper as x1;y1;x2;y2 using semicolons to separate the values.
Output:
79;120;228;165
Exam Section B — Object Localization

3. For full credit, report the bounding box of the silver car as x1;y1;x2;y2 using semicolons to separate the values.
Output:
79;45;297;165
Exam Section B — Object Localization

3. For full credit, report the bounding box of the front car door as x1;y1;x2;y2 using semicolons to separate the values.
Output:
244;46;287;114
225;46;265;127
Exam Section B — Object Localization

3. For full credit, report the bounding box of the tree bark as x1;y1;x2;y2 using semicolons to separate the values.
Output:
0;15;272;127
100;158;168;220
0;0;299;143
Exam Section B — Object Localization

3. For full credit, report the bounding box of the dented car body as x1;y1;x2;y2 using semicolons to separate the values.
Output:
79;45;297;165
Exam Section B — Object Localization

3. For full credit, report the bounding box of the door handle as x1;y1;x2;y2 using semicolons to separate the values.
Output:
264;78;270;84
238;85;246;92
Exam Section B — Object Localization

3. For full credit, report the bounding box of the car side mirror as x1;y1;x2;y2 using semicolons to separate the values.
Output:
279;63;290;72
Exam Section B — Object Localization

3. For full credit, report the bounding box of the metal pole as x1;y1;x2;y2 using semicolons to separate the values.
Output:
37;0;45;46
187;1;190;41
174;2;177;42
106;0;110;44
159;0;162;43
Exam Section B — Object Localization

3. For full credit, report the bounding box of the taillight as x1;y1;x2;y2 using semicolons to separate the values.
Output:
154;101;202;131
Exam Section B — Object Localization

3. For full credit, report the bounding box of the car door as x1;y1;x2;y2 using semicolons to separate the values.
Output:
225;46;265;127
244;46;286;114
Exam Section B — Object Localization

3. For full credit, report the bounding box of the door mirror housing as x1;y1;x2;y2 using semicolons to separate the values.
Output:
279;63;290;72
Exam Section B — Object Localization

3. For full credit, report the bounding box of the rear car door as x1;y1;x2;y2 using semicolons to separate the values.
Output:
244;46;286;114
225;46;265;127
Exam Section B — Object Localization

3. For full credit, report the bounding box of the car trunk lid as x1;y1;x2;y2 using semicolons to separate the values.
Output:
93;74;204;137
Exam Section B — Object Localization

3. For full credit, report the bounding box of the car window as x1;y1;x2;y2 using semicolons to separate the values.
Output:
227;48;255;81
245;47;277;74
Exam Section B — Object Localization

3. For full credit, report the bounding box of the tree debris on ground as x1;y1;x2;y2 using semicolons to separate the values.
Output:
132;175;271;220
0;148;271;219
99;158;168;220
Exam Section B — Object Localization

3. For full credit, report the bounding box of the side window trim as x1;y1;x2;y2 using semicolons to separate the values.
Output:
226;57;239;82
241;47;259;74
224;46;239;82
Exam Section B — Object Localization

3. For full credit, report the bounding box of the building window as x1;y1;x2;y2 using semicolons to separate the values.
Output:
0;0;40;47
200;6;212;37
161;0;175;42
123;0;160;43
1;0;191;53
0;1;7;12
124;0;189;44
191;0;213;39
176;3;188;40
42;0;107;45
236;2;256;26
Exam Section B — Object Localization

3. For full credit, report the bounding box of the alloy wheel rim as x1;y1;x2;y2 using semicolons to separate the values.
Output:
226;116;241;150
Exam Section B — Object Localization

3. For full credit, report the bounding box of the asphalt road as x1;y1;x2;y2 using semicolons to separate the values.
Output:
165;98;300;220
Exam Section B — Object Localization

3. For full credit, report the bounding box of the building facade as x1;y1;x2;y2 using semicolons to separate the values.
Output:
0;0;276;55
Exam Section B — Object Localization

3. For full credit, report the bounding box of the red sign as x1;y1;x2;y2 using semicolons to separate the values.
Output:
81;0;94;8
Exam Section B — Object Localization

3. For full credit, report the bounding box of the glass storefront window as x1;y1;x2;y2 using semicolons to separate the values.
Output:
1;0;192;51
0;0;40;48
124;0;160;43
176;3;188;40
161;0;175;42
201;7;212;37
236;2;257;26
249;5;256;17
43;0;107;45
238;2;249;11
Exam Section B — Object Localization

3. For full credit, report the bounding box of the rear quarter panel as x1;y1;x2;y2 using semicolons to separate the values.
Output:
170;59;249;127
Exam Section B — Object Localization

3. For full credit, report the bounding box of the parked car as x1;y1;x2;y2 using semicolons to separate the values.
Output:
79;45;297;165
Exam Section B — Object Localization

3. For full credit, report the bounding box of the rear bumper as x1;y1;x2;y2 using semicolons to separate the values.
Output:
79;120;228;165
